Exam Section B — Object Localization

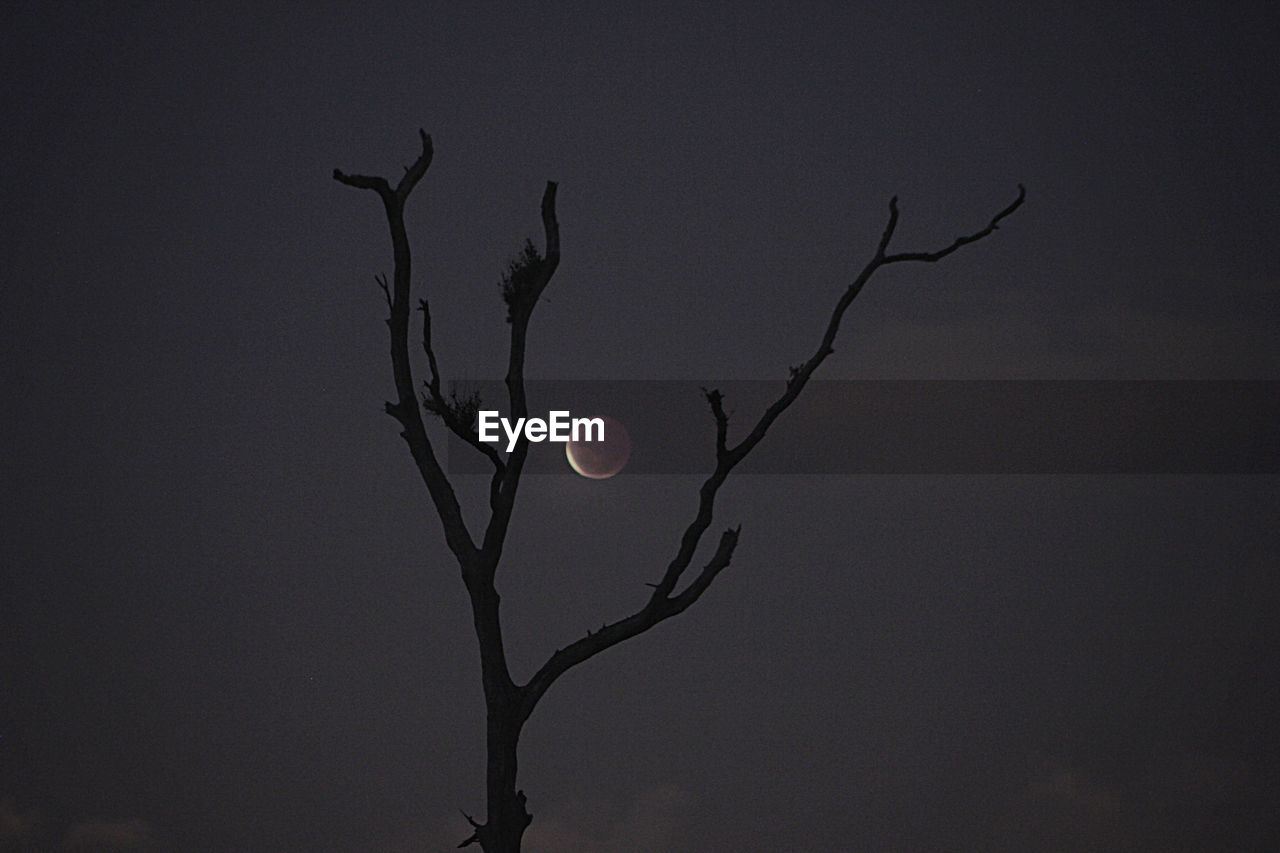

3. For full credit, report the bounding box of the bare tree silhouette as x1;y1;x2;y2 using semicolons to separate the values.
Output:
334;128;1024;852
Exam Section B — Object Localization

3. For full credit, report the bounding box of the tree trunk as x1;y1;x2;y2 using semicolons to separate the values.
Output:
461;561;530;852
479;705;530;852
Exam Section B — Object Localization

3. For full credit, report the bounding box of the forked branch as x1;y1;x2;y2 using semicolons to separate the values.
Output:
519;184;1026;721
418;297;507;508
481;181;561;560
337;129;1023;852
334;130;477;562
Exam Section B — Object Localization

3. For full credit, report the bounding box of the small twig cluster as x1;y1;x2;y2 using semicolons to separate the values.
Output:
499;239;545;323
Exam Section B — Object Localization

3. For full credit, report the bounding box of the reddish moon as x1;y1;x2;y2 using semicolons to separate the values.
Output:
565;415;631;479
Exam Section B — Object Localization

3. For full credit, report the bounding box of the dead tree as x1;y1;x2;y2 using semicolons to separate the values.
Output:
334;129;1024;852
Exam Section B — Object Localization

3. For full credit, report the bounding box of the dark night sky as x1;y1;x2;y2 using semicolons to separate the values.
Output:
3;1;1278;850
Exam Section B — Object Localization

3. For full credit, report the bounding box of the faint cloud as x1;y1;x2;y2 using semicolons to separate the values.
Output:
0;806;158;853
62;818;157;852
1169;265;1280;297
288;822;440;853
993;754;1135;851
842;282;1276;379
993;751;1280;851
340;790;692;853
523;785;691;853
0;799;41;844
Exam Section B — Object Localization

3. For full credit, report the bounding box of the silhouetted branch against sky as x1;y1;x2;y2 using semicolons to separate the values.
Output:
5;3;1278;850
338;125;1025;850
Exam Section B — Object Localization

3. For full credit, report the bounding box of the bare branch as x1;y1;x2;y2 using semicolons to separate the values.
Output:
396;128;433;201
332;169;391;198
422;392;507;511
668;525;740;611
422;385;504;469
883;183;1026;263
703;387;729;457
340;134;577;853
458;810;481;848
375;273;392;310
334;132;476;562
481;181;562;562
518;184;1026;726
540;181;560;280
419;298;443;391
341;130;1022;851
517;525;741;721
727;184;1028;466
877;195;901;256
413;296;505;506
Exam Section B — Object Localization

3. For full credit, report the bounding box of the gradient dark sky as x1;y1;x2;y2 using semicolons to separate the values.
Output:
3;1;1278;850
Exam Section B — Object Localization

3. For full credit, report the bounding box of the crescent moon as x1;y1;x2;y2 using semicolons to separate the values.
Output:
565;415;631;479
